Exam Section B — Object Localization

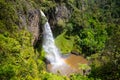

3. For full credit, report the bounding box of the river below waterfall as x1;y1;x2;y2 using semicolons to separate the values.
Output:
47;54;88;76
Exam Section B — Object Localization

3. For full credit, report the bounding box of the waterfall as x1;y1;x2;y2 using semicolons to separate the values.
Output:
40;11;89;76
41;11;64;65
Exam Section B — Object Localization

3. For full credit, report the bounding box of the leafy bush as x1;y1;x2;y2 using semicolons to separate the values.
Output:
70;74;99;80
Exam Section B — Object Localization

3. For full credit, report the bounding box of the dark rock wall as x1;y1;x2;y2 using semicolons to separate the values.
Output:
16;1;42;46
27;10;40;45
55;4;70;21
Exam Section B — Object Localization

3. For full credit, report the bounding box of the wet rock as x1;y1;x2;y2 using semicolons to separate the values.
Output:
71;50;80;55
45;58;50;64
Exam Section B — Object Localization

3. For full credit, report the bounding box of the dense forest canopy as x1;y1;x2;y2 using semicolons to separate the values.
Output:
0;0;120;80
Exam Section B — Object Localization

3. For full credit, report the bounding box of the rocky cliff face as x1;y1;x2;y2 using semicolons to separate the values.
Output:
19;10;41;45
55;4;70;22
43;3;70;28
15;1;42;46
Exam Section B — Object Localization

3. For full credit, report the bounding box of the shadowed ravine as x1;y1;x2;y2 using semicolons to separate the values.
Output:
41;11;89;76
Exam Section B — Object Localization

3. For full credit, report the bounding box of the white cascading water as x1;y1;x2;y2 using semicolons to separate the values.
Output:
40;11;64;65
40;11;77;75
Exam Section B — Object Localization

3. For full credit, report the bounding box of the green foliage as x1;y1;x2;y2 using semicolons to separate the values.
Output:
64;1;108;55
40;71;66;80
66;23;73;32
70;9;83;27
55;32;74;54
70;74;98;80
41;16;48;25
37;0;56;12
0;30;41;80
0;34;21;53
89;53;120;80
89;25;120;79
0;0;19;32
79;24;107;55
57;19;66;28
79;64;90;71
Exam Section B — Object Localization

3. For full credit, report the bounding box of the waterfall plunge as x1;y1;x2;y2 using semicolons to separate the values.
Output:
40;11;87;76
41;11;64;65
